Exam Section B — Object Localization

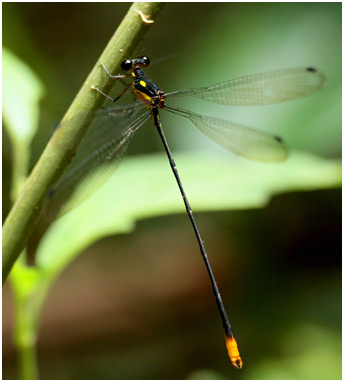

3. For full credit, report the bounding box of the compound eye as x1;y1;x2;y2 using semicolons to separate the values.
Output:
142;56;150;67
121;59;132;71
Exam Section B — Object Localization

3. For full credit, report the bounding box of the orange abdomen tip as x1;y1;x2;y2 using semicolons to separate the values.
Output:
225;334;243;369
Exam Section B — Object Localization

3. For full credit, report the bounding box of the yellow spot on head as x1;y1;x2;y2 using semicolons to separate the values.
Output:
140;80;147;87
225;334;243;369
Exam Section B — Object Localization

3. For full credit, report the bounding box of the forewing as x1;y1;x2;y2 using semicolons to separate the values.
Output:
166;67;326;106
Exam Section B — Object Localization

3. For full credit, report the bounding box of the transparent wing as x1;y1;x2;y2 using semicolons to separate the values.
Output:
166;67;326;106
44;104;149;220
165;106;288;162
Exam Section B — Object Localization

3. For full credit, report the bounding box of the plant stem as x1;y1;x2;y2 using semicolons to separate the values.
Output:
16;308;39;381
2;2;166;283
9;256;41;380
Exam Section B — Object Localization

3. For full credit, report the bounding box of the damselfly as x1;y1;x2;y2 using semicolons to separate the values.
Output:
46;57;326;368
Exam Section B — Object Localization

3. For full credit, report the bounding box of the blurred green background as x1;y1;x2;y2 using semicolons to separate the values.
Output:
2;2;341;380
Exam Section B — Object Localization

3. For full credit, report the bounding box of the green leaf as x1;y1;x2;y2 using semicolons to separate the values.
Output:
36;150;341;278
2;47;45;201
2;47;45;146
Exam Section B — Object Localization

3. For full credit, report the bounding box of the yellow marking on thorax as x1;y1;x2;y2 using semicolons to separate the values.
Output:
134;88;152;108
140;80;147;87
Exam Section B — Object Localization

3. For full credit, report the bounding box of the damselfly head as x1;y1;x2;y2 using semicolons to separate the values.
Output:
121;56;150;72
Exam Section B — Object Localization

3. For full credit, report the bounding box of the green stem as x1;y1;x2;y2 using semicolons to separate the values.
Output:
2;2;166;283
10;256;41;379
16;309;39;381
17;342;38;381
